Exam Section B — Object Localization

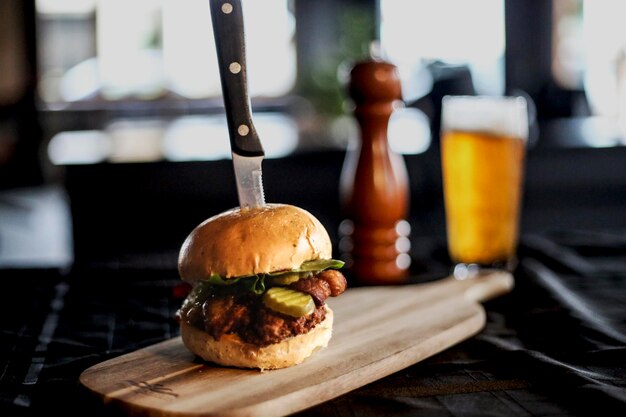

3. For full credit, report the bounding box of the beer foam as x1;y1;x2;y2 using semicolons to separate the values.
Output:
441;95;529;140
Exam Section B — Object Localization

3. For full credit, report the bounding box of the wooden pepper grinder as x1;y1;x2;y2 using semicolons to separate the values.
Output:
339;58;411;285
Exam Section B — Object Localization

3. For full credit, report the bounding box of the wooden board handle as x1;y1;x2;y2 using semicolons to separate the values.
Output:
463;270;515;302
435;270;514;303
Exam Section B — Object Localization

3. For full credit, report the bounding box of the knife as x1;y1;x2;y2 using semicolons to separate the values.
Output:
209;0;265;209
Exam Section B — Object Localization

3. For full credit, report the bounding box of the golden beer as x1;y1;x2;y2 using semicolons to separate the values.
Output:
441;130;526;266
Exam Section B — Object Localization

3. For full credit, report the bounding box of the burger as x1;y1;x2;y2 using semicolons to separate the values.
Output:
175;203;347;370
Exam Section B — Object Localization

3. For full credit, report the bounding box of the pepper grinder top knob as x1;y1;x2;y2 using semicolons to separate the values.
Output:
349;59;402;106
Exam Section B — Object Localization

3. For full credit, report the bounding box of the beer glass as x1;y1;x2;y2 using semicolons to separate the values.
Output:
440;95;528;278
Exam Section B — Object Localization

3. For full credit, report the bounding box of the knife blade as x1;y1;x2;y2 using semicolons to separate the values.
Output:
209;0;265;209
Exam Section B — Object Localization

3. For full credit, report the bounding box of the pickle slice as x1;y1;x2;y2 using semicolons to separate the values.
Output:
262;287;315;317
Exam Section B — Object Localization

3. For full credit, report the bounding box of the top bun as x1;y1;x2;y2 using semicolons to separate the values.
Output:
178;204;332;282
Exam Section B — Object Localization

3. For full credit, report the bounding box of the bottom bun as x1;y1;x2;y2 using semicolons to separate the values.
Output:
180;307;333;370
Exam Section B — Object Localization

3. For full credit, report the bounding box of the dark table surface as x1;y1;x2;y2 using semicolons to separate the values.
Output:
1;228;625;417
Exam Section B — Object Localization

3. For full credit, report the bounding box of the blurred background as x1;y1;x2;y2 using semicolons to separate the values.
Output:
0;0;624;271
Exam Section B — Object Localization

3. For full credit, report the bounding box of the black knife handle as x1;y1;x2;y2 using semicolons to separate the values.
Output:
209;0;264;157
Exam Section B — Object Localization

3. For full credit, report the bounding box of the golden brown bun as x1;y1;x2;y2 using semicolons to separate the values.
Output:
180;307;333;370
178;204;332;281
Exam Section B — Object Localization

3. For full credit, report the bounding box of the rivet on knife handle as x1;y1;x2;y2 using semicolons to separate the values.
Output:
209;0;264;158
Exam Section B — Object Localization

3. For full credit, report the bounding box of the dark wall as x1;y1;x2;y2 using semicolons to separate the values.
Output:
65;145;626;267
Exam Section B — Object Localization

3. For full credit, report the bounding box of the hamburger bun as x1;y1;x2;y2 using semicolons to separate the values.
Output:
180;306;333;370
178;204;332;281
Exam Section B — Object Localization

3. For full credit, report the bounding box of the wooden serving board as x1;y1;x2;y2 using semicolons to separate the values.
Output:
80;271;514;417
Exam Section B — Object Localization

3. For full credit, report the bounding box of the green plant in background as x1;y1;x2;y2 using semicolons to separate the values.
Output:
300;5;377;118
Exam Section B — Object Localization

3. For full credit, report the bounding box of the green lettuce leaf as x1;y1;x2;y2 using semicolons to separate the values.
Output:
194;259;343;295
204;273;266;295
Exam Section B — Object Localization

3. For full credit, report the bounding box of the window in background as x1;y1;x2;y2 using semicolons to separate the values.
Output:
552;0;584;91
582;0;626;139
380;0;505;100
36;0;296;103
552;0;626;143
38;0;299;163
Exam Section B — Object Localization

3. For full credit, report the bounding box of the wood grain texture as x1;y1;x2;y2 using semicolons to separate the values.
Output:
80;271;513;417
